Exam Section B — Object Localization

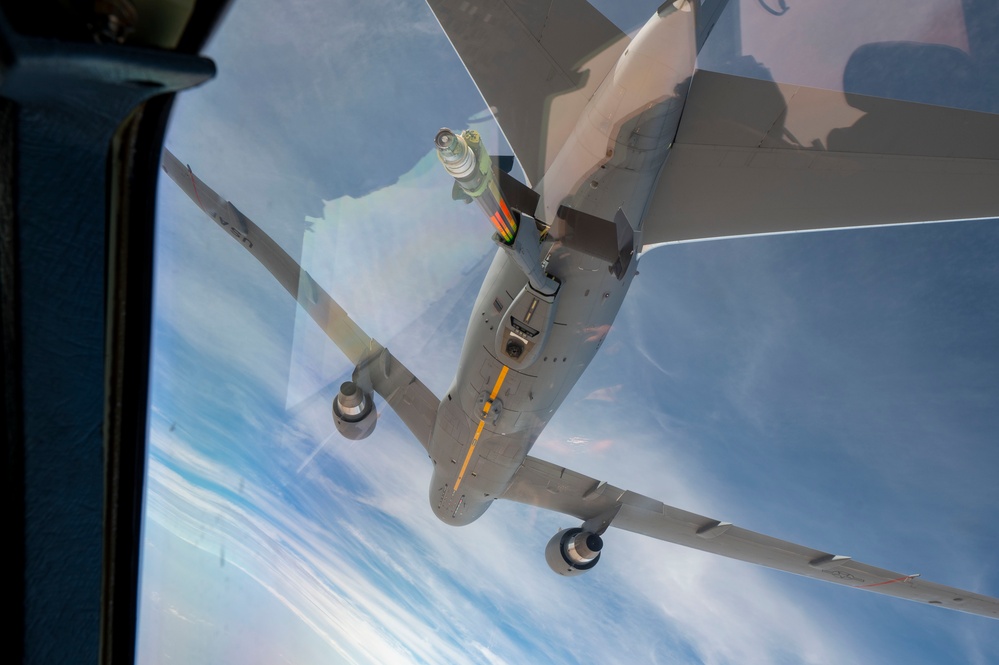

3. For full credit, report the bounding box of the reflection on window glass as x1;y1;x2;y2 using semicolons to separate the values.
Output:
141;1;999;663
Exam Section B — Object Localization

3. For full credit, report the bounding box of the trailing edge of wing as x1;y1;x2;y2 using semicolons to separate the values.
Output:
641;70;999;247
426;0;627;185
502;455;999;620
160;149;439;451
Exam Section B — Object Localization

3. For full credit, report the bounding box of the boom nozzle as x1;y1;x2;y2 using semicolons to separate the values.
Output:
434;128;454;147
435;127;517;243
435;128;557;295
435;128;476;178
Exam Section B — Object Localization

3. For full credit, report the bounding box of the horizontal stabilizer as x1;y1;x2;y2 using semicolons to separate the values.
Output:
641;70;999;247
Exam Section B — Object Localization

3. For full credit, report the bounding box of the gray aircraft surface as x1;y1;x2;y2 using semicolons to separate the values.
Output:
163;0;999;619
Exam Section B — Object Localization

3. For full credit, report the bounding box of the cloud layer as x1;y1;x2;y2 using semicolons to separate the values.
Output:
141;1;999;663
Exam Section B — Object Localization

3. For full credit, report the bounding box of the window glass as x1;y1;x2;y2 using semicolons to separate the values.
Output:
142;1;999;663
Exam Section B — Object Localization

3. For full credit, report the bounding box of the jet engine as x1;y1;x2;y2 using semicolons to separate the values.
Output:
332;381;377;440
545;527;603;576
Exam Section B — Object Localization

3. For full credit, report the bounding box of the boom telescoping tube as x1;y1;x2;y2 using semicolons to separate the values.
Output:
435;128;518;244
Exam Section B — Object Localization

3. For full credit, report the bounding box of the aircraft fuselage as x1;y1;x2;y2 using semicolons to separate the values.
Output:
428;6;697;524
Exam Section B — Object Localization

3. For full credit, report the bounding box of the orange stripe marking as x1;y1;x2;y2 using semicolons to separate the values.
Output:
491;211;512;240
453;365;510;492
489;211;506;236
499;198;516;230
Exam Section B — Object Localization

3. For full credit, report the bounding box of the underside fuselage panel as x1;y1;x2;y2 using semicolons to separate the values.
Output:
427;7;697;524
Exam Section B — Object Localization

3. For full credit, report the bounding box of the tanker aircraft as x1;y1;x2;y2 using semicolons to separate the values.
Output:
163;0;999;619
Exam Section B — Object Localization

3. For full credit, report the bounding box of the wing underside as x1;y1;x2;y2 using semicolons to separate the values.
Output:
641;70;999;247
502;454;999;619
426;0;628;185
161;150;440;450
428;0;999;246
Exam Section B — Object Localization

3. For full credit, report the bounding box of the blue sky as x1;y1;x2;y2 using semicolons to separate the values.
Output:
139;1;999;663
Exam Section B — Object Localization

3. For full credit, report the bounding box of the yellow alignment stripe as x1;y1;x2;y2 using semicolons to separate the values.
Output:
454;421;485;492
453;364;510;492
490;365;510;400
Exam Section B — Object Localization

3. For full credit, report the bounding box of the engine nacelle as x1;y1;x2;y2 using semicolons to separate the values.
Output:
545;527;603;576
332;381;377;440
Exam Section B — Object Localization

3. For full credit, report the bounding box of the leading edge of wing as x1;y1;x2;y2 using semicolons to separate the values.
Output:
501;455;999;620
640;69;999;248
160;149;440;451
426;0;628;185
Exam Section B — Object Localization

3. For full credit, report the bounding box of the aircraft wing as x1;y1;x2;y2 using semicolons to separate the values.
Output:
161;149;440;451
641;70;999;247
425;0;628;185
502;454;999;619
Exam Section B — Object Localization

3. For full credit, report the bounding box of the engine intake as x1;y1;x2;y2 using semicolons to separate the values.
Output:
332;381;377;440
545;527;603;576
